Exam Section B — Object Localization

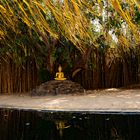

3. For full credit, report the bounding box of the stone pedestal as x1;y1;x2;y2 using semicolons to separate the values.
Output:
31;80;84;96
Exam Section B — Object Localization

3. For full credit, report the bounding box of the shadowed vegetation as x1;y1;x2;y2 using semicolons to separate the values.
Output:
0;0;140;93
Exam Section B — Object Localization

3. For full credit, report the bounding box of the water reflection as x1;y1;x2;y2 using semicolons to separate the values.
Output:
0;109;140;140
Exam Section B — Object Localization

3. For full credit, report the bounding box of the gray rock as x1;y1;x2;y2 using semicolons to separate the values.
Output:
31;80;84;96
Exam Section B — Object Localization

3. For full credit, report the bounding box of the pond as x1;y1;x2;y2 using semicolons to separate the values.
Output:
0;109;140;140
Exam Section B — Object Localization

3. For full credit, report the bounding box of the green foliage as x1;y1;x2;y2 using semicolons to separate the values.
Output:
0;0;140;72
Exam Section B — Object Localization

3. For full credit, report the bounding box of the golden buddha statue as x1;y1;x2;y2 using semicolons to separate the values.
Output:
55;65;66;80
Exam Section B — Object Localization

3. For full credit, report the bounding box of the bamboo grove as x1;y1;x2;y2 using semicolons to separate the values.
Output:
0;0;140;93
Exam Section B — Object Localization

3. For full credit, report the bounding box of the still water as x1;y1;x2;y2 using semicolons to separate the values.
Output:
0;109;140;140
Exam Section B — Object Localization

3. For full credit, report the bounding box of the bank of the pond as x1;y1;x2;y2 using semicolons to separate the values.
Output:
0;89;140;113
1;89;140;140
